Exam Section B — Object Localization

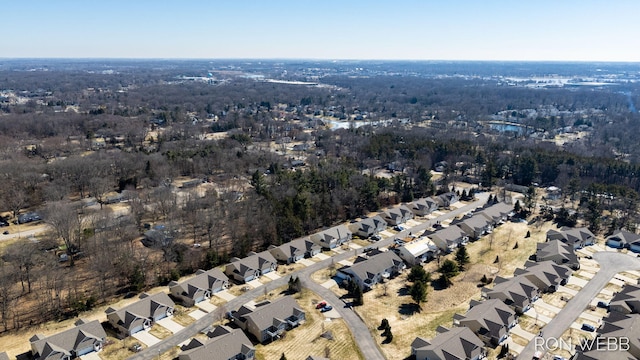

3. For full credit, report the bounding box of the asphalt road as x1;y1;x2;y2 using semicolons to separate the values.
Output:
517;251;640;359
130;193;490;360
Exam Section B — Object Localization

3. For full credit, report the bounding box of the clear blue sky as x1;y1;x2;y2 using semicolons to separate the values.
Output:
3;0;640;61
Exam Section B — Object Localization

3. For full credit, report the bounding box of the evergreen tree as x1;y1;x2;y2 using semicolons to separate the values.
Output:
353;285;364;306
439;259;459;277
408;265;430;283
438;273;453;288
409;280;428;306
280;353;287;360
455;245;470;271
379;318;390;330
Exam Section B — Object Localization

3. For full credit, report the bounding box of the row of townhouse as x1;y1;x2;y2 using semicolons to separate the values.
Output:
399;202;513;262
573;283;640;359
19;192;463;360
409;228;578;360
605;229;640;252
26;292;177;359
180;296;306;360
336;249;406;290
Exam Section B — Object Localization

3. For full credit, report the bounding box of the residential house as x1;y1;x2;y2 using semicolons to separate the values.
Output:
434;192;460;208
546;227;596;249
268;237;321;264
453;299;517;346
458;215;492;241
352;215;387;239
382;205;414;226
478;202;513;226
410;197;439;216
606;229;640;250
169;268;229;307
106;292;175;336
396;236;439;265
513;261;572;293
609;284;640;314
588;312;640;359
411;326;487;360
483;275;539;313
310;224;352;249
545;186;562;201
337;249;406;290
178;325;255;360
429;225;468;252
535;240;580;270
230;296;305;343
30;319;107;360
225;251;278;283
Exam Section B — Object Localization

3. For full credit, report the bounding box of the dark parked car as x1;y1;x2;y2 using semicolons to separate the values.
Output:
370;234;381;241
581;323;596;332
320;305;333;312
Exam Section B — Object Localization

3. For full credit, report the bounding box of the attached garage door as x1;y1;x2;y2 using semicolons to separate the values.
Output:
130;324;144;334
76;345;94;356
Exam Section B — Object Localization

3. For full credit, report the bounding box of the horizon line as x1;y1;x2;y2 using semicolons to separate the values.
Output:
1;57;640;64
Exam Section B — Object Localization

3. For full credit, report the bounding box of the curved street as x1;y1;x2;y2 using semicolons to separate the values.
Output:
130;193;489;360
517;250;640;359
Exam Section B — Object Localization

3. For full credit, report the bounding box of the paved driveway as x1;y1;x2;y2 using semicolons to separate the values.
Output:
313;253;330;260
132;330;161;346
263;272;281;280
156;317;184;334
188;309;207;320
79;352;102;360
195;300;217;313
299;258;315;266
213;290;236;301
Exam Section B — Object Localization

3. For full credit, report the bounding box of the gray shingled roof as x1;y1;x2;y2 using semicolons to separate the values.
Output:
412;326;484;360
170;268;229;298
226;251;277;276
239;296;304;332
106;292;174;330
179;326;254;360
431;225;467;246
30;319;106;359
339;250;404;283
456;299;515;340
610;284;640;314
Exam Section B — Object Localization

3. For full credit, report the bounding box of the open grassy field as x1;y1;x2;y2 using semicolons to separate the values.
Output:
254;288;363;360
349;220;552;360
